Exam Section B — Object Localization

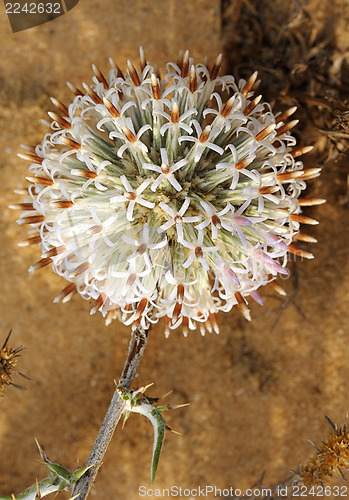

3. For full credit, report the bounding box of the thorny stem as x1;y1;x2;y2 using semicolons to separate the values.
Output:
71;325;149;500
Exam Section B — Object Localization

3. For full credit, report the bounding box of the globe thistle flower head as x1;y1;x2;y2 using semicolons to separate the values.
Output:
14;49;323;336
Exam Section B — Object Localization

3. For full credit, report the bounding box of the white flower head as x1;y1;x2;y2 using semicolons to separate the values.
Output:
14;49;322;335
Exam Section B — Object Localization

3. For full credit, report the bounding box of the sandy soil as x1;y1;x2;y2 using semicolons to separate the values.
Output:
0;1;349;499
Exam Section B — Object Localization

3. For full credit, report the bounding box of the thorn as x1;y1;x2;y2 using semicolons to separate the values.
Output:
308;438;320;450
325;415;337;431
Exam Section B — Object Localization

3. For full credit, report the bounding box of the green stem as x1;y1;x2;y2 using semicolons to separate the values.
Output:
71;325;149;500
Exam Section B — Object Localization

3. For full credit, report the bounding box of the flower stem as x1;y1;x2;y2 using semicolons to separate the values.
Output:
71;325;150;500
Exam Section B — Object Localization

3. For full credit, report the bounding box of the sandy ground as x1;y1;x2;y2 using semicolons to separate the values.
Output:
0;0;349;499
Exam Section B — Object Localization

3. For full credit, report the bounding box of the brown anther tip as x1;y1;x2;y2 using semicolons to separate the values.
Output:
189;65;197;93
50;97;69;117
171;102;179;124
294;233;318;243
9;203;34;210
48;112;71;129
172;302;183;323
66;82;83;96
26;176;53;186
255;123;275;142
288;244;314;259
210;53;222;80
137;243;147;255
275;106;297;124
194;246;204;259
54;283;77;303
298;198;326;206
18;153;43;165
259;186;279;195
136;298;148;316
72;262;89;277
151;73;161;100
276;119;299;137
291;145;314;158
211;214;221;228
122;126;137;143
29;257;53;273
269;281;287;296
72;169;97;179
243;95;262;116
236;157;253;170
92;64;109;88
42;246;65;258
18;235;41;247
177;284;185;302
161;163;171;175
125;191;137;201
127;60;141;86
51;200;74;208
60;137;80;150
234;292;251;321
276;170;304;182
199;126;211;143
139;46;146;72
20;144;37;153
18;214;45;225
298;168;322;180
181;50;190;78
103;97;120;118
241;71;258;97
221;96;236;118
291;214;319;225
82;83;103;105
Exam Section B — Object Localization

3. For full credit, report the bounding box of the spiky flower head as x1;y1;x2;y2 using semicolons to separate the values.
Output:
0;330;27;396
14;49;322;336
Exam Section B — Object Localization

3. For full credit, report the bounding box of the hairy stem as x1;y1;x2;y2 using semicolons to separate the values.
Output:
71;325;149;500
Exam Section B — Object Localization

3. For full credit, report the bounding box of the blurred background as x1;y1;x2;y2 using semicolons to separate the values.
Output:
0;0;349;498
